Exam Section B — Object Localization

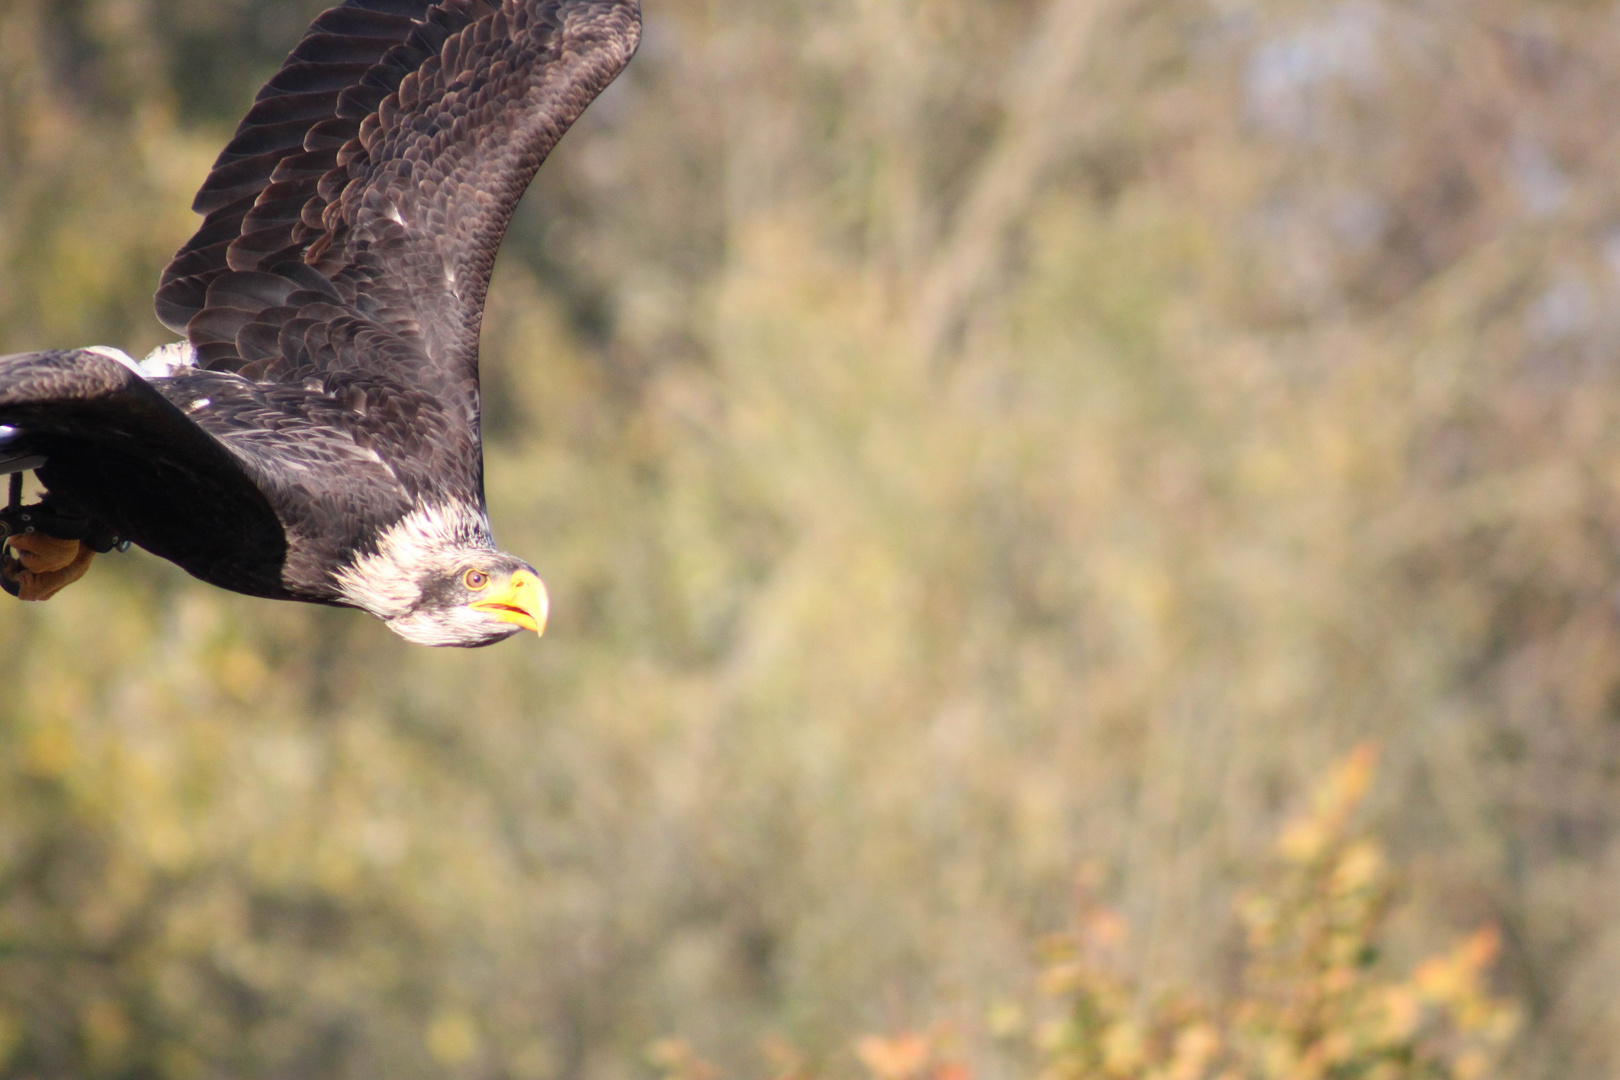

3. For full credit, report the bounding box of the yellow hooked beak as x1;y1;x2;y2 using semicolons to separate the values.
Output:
470;568;549;637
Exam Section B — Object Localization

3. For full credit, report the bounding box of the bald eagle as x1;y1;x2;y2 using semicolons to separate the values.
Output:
0;0;641;646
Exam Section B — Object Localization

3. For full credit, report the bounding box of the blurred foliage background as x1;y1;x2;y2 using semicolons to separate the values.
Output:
1;0;1618;1076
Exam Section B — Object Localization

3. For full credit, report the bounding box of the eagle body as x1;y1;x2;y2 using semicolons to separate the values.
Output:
0;0;642;646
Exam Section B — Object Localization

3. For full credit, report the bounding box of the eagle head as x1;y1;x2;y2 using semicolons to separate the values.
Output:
334;505;550;648
387;552;549;647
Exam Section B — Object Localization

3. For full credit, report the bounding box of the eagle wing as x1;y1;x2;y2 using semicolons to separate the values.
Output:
0;350;289;596
155;0;640;498
0;1;638;614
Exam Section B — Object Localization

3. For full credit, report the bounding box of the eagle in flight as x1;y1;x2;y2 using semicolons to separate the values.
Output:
0;0;641;646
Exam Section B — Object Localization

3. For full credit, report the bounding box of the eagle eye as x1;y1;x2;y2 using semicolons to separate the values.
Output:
464;568;490;590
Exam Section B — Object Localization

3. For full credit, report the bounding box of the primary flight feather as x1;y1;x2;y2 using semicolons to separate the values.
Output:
0;0;641;646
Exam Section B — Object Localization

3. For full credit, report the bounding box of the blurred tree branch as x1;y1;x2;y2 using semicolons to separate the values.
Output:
910;0;1109;363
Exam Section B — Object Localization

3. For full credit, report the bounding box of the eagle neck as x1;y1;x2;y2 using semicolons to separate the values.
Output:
332;501;493;618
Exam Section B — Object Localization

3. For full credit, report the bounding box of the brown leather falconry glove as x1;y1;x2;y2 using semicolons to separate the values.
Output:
2;532;94;602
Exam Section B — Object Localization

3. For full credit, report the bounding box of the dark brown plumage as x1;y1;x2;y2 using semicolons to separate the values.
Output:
0;0;640;645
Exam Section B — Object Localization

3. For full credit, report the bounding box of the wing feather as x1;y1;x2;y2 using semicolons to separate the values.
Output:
151;0;638;506
156;0;639;399
0;351;288;595
158;3;439;316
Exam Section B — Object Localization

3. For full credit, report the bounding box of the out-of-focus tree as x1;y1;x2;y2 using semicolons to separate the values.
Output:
849;748;1518;1080
3;0;1620;1077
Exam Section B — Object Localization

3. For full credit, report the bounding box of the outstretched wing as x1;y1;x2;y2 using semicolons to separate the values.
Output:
156;0;640;407
0;351;288;596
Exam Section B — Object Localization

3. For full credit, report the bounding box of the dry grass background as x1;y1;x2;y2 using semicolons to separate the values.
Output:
1;0;1619;1076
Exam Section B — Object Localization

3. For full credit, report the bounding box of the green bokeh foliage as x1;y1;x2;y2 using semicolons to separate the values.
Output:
0;0;1615;1076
